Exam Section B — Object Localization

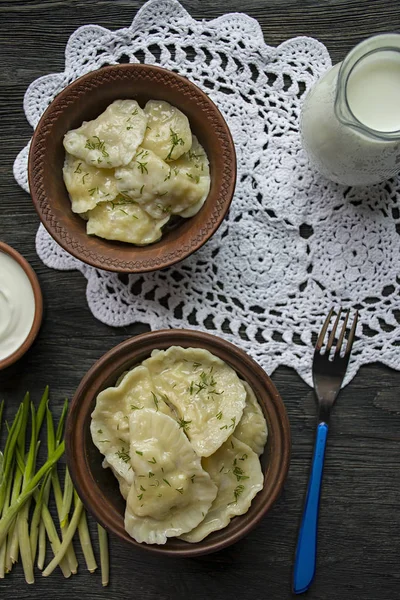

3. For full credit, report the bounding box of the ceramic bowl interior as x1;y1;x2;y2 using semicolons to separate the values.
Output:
28;64;236;273
0;242;43;370
66;329;291;557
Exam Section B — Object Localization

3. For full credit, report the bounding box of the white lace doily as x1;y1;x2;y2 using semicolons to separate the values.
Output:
13;0;400;386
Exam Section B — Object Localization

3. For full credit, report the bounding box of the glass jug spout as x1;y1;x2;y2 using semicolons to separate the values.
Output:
335;33;400;141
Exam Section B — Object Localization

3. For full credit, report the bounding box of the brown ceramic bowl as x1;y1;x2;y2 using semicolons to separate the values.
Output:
0;242;43;370
28;64;236;273
66;330;291;557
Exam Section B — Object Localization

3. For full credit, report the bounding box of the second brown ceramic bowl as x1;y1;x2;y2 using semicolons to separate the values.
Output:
66;330;291;557
28;64;236;273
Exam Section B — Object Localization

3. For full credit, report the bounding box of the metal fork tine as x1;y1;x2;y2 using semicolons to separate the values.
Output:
344;310;359;356
315;307;334;350
335;308;349;355
326;308;342;353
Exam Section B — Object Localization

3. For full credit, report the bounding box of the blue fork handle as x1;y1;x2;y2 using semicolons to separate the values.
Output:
293;421;329;594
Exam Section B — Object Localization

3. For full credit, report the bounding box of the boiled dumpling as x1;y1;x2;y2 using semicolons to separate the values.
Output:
142;100;191;161
86;200;169;245
124;409;217;544
90;365;174;483
180;436;263;543
142;347;247;457
234;381;268;456
63;100;148;168
62;153;118;214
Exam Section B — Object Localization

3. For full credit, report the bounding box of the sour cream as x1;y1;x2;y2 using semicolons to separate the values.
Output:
0;251;36;362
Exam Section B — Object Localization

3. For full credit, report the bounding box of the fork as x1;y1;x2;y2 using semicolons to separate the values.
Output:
292;308;359;595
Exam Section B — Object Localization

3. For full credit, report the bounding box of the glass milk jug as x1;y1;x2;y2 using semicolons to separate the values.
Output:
301;34;400;186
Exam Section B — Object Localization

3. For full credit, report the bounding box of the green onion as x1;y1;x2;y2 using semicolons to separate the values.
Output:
0;390;110;584
98;524;109;586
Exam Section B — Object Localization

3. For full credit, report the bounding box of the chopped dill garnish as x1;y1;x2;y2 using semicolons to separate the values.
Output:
233;466;249;482
190;475;195;483
229;484;245;505
135;450;143;456
140;184;145;194
239;453;248;461
131;404;143;410
82;173;89;184
148;457;157;464
151;392;159;411
165;128;185;160
216;411;223;420
164;169;172;182
219;464;225;473
132;109;138;116
231;441;235;449
188;150;205;161
119;209;129;215
193;362;201;369
97;429;103;434
137;493;143;501
126;126;133;130
137;161;148;174
163;478;171;487
230;417;236;429
186;173;200;184
178;418;192;431
148;471;155;478
140;485;146;492
85;135;109;157
176;488;184;494
146;125;152;131
98;440;110;443
88;187;99;196
220;424;228;430
116;448;130;463
74;162;82;173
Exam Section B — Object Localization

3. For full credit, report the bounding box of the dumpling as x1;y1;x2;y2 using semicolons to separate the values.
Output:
86;199;169;245
62;153;118;214
124;409;217;544
115;140;209;219
141;100;192;161
234;381;268;456
63;100;148;168
142;347;247;457
180;436;263;543
90;365;174;484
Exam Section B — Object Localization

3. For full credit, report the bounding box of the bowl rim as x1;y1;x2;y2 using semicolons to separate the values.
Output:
66;329;291;556
0;242;43;370
28;63;237;273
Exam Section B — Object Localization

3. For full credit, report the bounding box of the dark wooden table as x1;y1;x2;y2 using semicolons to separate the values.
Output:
1;1;399;599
